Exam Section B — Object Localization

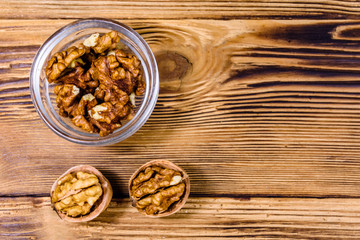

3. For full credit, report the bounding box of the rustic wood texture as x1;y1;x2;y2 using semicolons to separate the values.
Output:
3;19;360;197
2;0;360;238
2;197;360;239
1;0;360;20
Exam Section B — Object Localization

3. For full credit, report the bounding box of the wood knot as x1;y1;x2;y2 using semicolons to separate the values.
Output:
332;24;360;40
155;51;192;92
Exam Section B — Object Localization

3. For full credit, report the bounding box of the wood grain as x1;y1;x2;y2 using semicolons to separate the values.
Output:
2;19;360;198
1;0;360;20
2;1;360;238
1;197;360;239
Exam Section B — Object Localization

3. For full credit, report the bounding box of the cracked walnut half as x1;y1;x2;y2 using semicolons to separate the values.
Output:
129;160;190;217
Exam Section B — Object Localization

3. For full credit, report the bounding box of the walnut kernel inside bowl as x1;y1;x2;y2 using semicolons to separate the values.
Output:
45;31;145;136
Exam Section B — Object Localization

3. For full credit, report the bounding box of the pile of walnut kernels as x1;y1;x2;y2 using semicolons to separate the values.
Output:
46;31;145;136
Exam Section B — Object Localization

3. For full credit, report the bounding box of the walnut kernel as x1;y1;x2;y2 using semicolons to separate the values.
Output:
52;171;102;217
83;33;100;47
92;30;120;54
50;165;113;222
46;46;87;83
45;30;145;136
129;160;190;217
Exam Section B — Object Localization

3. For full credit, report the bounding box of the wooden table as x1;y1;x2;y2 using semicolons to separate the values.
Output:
2;1;360;239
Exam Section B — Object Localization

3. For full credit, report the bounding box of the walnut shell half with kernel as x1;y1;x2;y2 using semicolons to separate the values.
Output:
129;160;190;217
50;165;113;222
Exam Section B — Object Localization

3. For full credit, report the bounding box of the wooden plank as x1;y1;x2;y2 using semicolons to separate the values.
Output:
2;19;360;197
1;197;360;239
1;0;360;20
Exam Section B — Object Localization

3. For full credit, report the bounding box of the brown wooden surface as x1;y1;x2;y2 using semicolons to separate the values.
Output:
2;197;360;239
2;0;360;239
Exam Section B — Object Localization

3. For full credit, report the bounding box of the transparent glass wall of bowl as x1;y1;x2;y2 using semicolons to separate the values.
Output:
30;19;159;145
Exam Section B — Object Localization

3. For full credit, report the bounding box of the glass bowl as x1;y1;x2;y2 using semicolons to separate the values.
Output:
30;18;159;146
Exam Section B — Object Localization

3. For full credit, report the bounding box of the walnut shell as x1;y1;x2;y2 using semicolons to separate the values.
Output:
50;165;113;222
129;160;190;217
